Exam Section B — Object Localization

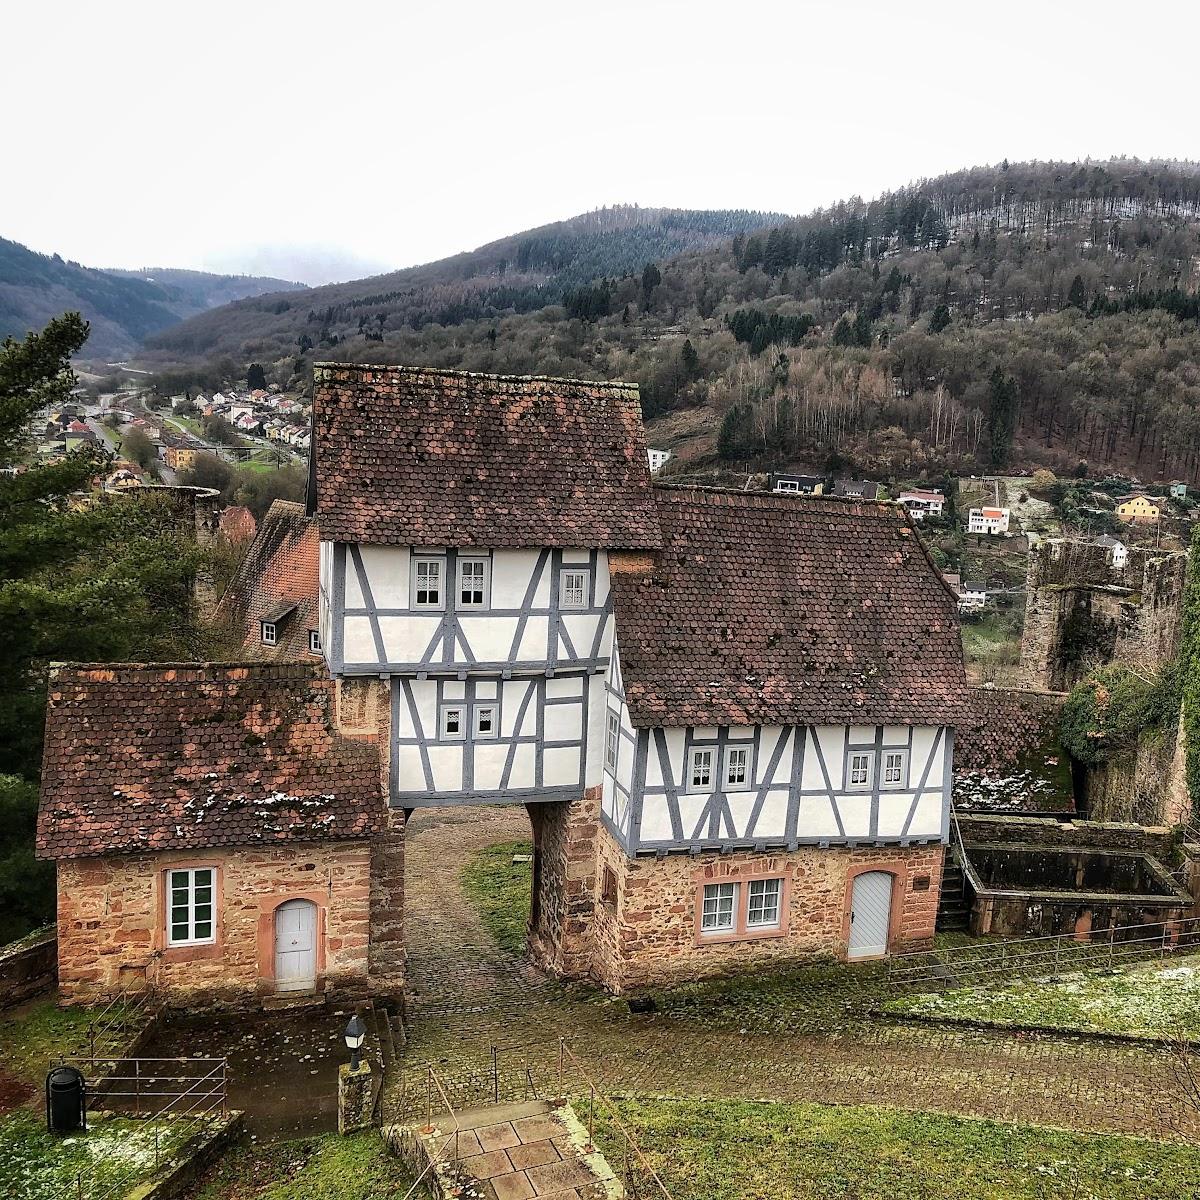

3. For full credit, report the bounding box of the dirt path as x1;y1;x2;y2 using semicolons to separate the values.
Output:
395;807;1199;1143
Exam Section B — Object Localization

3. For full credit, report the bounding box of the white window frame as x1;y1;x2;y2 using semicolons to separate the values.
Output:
166;867;215;947
700;882;738;934
559;568;590;610
411;557;445;610
882;748;909;788
605;709;620;774
473;703;498;739
308;629;321;653
847;750;874;791
774;479;801;493
723;744;752;791
439;704;465;740
457;556;490;610
687;746;715;793
746;878;782;929
260;621;276;646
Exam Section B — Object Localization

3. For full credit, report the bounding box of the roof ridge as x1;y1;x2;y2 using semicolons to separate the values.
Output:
313;361;640;391
652;484;904;516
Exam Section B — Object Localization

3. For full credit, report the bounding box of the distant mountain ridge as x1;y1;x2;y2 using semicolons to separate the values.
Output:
0;238;305;358
139;205;787;363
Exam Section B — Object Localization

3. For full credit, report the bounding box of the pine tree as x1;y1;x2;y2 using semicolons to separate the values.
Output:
0;315;213;934
986;367;1018;466
246;363;267;389
680;339;700;381
929;304;952;334
831;317;855;347
1067;274;1088;309
641;262;661;305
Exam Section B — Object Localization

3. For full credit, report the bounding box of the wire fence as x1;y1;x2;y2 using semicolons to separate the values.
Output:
50;1055;228;1200
888;914;1200;989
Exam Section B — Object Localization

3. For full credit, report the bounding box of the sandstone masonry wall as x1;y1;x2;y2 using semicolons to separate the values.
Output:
56;840;374;1006
0;927;57;1009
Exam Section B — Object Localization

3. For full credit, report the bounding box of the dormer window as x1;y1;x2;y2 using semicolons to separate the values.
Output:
308;629;322;654
412;557;444;609
261;622;277;646
457;557;489;609
258;601;296;648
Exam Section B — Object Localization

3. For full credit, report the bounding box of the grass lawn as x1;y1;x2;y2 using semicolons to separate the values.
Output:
0;999;114;1091
461;840;533;955
193;1131;414;1199
881;955;1200;1041
0;1107;197;1200
594;1096;1200;1199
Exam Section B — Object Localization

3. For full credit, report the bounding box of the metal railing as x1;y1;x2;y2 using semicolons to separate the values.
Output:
888;914;1200;989
74;988;156;1063
51;1055;228;1200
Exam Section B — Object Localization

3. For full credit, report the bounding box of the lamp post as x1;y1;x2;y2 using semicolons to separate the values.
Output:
344;1014;367;1072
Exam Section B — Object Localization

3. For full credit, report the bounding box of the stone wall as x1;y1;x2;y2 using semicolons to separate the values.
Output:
583;824;944;993
1082;713;1189;825
1020;540;1187;691
527;789;601;980
0;927;57;1009
369;809;406;987
56;840;374;1006
958;812;1175;858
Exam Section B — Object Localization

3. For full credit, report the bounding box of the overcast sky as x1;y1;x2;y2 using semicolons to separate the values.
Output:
5;0;1197;285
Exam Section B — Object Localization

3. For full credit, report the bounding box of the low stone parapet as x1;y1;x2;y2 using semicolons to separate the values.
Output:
0;925;56;1009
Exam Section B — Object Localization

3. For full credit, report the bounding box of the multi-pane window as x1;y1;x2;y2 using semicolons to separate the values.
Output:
605;710;620;773
724;746;750;790
260;622;276;646
688;747;714;792
412;558;443;609
167;868;214;946
440;705;464;740
700;882;737;933
474;704;497;738
308;629;321;653
883;749;908;786
848;751;873;790
458;558;488;609
559;569;589;609
747;878;782;928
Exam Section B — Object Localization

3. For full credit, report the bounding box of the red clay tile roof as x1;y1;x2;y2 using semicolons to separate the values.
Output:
312;363;662;550
611;488;967;728
218;504;257;545
37;662;383;860
216;500;320;661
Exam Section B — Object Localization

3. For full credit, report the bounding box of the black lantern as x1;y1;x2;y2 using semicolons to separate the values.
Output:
344;1014;367;1071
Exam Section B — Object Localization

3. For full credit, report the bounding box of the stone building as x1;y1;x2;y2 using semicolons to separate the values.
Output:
39;364;970;1001
311;364;966;991
37;663;396;1005
1020;538;1187;692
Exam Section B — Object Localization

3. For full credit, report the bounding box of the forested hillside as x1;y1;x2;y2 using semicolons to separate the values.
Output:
0;238;304;358
140;206;786;368
145;161;1200;481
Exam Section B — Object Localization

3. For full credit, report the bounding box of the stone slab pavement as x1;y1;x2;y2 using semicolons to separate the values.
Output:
392;806;1200;1143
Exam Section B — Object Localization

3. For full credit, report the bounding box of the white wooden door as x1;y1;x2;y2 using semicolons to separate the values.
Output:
274;899;317;990
848;871;893;959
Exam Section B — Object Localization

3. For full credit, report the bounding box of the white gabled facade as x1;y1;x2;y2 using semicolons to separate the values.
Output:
600;644;950;856
321;541;615;807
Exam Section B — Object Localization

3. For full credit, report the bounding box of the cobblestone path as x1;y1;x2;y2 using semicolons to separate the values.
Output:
393;806;1199;1143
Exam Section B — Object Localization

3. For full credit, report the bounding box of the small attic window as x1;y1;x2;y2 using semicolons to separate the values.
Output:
261;621;277;646
309;629;322;653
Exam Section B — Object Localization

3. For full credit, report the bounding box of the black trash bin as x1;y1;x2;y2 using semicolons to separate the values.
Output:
46;1066;86;1133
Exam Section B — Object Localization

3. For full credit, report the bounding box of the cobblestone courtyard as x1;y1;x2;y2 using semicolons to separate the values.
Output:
394;806;1200;1142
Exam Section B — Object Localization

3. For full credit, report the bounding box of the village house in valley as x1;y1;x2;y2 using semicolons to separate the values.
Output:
37;363;968;1002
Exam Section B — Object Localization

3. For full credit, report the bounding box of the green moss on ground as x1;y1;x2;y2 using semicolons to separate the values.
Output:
593;1096;1200;1199
192;1131;414;1199
882;954;1200;1040
0;1000;115;1089
461;839;533;956
0;1108;196;1200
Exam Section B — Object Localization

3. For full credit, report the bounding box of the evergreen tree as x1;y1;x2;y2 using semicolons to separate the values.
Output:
929;304;952;333
986;366;1019;466
853;308;873;347
0;314;213;935
680;338;700;381
641;262;661;305
1067;274;1088;309
246;362;267;390
831;316;855;346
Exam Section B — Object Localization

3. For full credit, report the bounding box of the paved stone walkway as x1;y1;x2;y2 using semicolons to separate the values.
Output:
394;806;1200;1143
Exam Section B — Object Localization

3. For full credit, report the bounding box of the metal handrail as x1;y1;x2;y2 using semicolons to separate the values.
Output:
397;1065;464;1200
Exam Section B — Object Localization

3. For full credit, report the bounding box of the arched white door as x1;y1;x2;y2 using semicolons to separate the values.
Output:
274;899;317;990
848;872;893;959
